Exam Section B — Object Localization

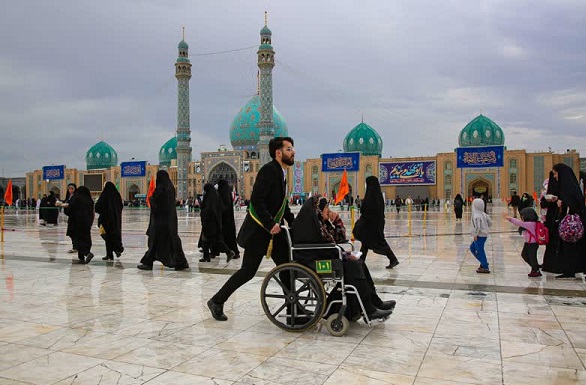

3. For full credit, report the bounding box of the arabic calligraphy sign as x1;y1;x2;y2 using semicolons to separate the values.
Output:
379;161;436;186
457;146;504;168
321;152;360;172
42;165;65;180
121;161;146;177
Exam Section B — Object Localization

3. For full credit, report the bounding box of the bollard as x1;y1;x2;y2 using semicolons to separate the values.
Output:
423;204;427;231
408;203;412;236
350;206;355;243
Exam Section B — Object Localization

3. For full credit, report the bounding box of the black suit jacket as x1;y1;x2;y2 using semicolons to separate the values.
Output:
237;159;294;249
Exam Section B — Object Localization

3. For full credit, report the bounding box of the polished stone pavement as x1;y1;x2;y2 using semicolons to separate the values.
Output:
0;205;585;384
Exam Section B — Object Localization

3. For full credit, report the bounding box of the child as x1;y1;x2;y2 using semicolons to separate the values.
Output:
506;207;541;277
470;198;492;273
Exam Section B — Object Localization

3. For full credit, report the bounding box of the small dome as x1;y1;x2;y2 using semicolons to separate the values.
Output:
458;114;505;147
159;136;177;167
178;40;189;49
259;43;273;50
229;95;288;150
86;141;118;170
260;25;272;36
176;57;190;63
343;122;383;157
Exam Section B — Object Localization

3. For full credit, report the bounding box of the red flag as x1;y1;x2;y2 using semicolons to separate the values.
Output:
4;180;13;206
334;170;349;204
146;177;155;207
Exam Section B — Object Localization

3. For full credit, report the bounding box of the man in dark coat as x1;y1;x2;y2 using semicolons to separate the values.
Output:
95;181;124;260
509;191;521;218
138;170;189;271
208;137;295;321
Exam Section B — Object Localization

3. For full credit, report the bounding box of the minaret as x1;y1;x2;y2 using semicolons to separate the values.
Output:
175;28;192;201
257;12;276;166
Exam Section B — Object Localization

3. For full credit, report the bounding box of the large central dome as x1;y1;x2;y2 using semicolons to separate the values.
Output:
86;141;118;170
343;122;383;157
229;95;288;151
458;114;505;147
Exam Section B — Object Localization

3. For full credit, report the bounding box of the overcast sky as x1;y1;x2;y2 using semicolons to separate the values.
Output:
1;0;585;177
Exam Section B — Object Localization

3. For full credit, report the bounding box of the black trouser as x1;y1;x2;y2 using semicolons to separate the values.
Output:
360;242;399;265
212;231;289;304
521;243;539;271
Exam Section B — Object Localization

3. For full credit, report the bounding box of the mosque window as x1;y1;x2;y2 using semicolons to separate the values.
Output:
365;164;373;177
509;173;517;184
250;176;254;186
445;175;452;185
444;161;452;170
312;178;318;188
445;189;452;200
312;166;318;176
509;159;517;169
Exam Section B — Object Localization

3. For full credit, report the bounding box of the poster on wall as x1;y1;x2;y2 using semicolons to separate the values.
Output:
321;152;360;172
379;161;436;185
457;146;504;168
121;161;146;177
42;165;65;180
293;161;304;194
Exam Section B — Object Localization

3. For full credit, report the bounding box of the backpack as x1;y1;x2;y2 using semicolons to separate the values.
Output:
530;221;549;245
559;213;584;243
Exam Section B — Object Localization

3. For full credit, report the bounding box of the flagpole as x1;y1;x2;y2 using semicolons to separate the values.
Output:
1;206;4;243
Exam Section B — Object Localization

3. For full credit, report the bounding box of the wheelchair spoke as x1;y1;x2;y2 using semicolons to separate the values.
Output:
265;293;287;299
294;280;311;296
271;276;291;296
271;303;287;318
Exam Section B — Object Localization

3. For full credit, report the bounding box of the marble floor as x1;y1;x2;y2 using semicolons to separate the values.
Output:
0;204;585;384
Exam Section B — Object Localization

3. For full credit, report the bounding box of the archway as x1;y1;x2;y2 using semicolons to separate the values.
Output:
128;184;140;201
50;187;61;200
468;178;492;199
207;162;238;192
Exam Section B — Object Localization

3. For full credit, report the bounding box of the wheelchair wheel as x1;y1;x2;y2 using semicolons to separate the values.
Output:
260;262;326;332
325;313;350;337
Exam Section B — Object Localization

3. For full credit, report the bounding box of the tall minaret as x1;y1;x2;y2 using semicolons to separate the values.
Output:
257;12;276;166
175;28;192;201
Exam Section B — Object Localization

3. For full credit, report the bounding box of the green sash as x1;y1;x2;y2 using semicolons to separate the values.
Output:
248;197;288;258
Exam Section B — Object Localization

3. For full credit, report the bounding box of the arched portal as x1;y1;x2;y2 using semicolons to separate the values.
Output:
207;162;238;191
128;184;140;201
468;178;492;199
50;187;61;199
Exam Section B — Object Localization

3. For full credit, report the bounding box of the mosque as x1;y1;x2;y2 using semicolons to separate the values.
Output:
23;19;582;204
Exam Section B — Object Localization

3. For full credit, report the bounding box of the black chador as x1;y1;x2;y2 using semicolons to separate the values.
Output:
95;181;124;260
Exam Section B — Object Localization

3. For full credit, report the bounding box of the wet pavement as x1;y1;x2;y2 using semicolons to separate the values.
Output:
0;204;585;384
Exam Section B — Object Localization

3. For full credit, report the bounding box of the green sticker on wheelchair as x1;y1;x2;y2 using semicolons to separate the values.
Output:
316;260;332;274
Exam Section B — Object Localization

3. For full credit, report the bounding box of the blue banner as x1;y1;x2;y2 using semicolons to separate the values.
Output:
457;146;504;168
42;165;65;180
379;161;436;185
321;152;360;172
121;161;146;177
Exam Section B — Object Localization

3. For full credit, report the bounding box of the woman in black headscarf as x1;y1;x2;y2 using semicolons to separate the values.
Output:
519;193;534;211
199;183;234;262
551;163;585;278
352;176;399;269
453;194;464;221
95;182;124;261
45;191;59;225
138;170;189;271
62;183;77;253
540;172;562;273
65;186;95;264
217;179;240;259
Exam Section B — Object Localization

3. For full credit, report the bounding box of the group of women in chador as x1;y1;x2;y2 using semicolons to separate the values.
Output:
540;163;586;278
198;179;239;262
39;191;59;225
138;170;190;271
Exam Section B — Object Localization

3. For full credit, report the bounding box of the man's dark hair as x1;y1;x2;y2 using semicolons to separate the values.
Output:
269;137;294;159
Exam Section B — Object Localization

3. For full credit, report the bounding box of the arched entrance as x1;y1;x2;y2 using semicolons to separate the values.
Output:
50;187;61;200
468;178;492;199
128;184;140;201
207;162;238;191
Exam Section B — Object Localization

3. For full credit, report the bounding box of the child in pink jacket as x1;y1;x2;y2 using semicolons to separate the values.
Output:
506;207;541;277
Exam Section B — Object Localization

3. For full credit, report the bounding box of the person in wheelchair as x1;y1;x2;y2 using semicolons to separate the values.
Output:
292;196;395;321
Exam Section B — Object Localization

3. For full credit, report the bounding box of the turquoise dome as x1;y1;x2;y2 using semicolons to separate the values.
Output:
458;114;505;147
86;141;118;170
259;43;273;50
177;57;190;63
229;95;289;150
178;40;189;49
260;25;272;35
343;122;383;157
159;137;177;167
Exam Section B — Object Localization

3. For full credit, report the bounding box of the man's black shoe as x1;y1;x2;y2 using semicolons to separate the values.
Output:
226;250;235;263
207;299;227;321
378;300;396;311
174;265;190;271
386;260;399;269
367;308;393;320
137;264;153;271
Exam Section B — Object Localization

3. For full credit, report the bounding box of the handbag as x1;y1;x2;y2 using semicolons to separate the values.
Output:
99;224;106;236
558;209;584;243
352;218;364;241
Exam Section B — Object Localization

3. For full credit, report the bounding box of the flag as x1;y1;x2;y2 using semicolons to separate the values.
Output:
334;170;349;204
146;177;155;207
4;180;13;206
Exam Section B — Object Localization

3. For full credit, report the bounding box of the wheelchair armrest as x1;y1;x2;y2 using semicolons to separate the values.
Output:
293;243;338;250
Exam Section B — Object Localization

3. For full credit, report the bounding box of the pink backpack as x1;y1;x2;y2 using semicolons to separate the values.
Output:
533;221;549;245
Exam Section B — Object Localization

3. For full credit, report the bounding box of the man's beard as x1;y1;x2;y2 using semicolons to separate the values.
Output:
281;153;295;166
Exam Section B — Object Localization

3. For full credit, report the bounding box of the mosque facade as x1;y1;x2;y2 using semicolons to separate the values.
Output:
23;20;582;204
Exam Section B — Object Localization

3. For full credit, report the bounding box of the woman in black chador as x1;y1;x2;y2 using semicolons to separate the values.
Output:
352;176;400;269
199;183;234;262
137;170;189;271
540;172;562;273
45;191;59;225
65;186;95;264
63;183;77;253
217;179;240;260
95;182;124;261
453;194;464;221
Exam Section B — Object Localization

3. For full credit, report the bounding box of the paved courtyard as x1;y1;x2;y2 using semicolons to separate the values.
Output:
0;204;585;384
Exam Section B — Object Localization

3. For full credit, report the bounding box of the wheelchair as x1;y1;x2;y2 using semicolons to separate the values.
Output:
260;226;390;337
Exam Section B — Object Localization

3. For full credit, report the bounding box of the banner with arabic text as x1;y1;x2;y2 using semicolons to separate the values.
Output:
457;146;504;168
42;165;65;180
379;161;436;185
121;161;146;177
321;152;360;172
